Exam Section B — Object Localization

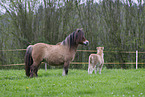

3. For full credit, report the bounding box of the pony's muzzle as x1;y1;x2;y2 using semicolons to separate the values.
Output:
83;40;89;46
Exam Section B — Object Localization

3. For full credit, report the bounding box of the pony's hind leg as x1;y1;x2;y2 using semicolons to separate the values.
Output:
30;65;34;78
34;67;38;77
30;62;39;78
88;65;94;74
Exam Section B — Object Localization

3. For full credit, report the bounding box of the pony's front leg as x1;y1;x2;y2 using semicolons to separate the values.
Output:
99;64;102;74
62;62;69;76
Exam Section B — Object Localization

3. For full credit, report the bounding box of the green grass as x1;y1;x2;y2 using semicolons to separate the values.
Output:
0;69;145;97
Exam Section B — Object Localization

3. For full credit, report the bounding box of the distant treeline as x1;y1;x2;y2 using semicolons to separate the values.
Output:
0;0;145;69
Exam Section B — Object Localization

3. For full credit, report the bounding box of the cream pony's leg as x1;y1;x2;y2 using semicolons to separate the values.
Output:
99;64;102;74
88;65;94;74
88;67;90;74
100;64;103;70
88;56;93;74
99;68;101;74
99;63;104;74
94;65;97;74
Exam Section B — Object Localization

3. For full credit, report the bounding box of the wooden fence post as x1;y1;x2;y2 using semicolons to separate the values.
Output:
136;50;138;69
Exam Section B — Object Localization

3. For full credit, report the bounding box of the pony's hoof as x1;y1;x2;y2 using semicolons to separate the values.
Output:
29;75;33;78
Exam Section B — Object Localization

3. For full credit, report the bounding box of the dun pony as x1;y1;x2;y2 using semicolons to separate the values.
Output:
25;28;89;78
88;47;104;74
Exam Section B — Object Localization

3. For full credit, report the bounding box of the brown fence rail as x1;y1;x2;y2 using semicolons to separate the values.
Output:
1;62;145;67
1;49;145;53
0;49;145;69
0;49;26;52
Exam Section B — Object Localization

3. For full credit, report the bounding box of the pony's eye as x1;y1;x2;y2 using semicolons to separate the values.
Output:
82;37;85;40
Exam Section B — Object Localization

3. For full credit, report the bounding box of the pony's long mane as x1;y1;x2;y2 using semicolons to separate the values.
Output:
61;29;84;49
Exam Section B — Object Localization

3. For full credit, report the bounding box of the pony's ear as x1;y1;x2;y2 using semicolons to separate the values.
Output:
80;28;83;30
96;47;99;49
77;28;83;32
101;47;104;50
76;28;80;32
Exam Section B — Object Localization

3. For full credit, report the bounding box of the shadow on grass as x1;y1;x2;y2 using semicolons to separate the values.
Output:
34;70;62;78
1;72;51;80
77;90;95;95
2;75;27;80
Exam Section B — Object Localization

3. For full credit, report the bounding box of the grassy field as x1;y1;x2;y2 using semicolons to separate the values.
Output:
0;69;145;97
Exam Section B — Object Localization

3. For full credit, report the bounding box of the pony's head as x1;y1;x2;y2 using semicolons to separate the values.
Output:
74;28;89;46
96;47;104;54
62;28;89;48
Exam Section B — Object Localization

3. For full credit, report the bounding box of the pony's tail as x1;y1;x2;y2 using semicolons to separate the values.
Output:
25;45;33;77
